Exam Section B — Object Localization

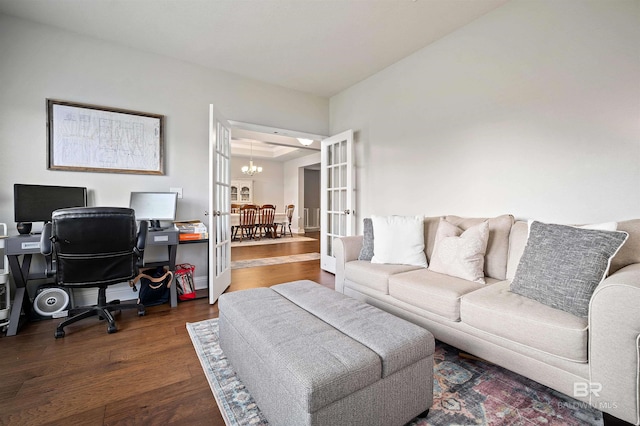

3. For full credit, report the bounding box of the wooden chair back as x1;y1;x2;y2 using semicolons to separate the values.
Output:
257;204;276;238
281;204;295;237
239;204;258;226
285;204;295;223
259;204;276;226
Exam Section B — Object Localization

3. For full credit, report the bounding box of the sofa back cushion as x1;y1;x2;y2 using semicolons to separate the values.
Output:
506;221;529;281
611;219;640;274
423;216;442;264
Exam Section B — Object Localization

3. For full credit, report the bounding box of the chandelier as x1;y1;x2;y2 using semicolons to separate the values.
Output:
241;142;263;176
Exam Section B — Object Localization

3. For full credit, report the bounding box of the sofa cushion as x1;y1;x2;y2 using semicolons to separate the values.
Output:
444;214;514;280
429;219;489;284
345;260;421;294
371;215;428;267
461;281;589;362
510;221;628;317
388;269;494;321
506;221;528;281
611;218;640;274
358;218;375;261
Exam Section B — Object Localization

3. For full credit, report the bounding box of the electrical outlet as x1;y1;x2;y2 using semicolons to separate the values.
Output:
170;187;183;199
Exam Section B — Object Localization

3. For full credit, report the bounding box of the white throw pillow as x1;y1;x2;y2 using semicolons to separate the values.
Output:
428;219;489;284
371;215;427;267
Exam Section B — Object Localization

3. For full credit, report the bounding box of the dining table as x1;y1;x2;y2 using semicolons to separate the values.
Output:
230;212;287;228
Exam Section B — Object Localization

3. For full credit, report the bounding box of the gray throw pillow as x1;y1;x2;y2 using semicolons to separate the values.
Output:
510;221;628;317
358;218;374;261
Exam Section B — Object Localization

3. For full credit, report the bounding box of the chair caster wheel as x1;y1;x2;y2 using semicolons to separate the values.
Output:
107;325;118;334
54;330;65;339
138;309;146;316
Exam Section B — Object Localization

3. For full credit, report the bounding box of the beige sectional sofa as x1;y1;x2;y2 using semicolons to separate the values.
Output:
335;215;640;425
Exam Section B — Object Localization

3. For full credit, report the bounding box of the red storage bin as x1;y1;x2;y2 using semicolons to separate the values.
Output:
175;263;196;301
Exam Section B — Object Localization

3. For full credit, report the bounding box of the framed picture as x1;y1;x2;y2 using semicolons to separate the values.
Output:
47;99;165;175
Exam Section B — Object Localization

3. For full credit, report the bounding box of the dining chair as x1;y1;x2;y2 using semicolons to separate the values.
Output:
234;204;258;242
281;204;295;237
230;204;241;237
257;204;277;239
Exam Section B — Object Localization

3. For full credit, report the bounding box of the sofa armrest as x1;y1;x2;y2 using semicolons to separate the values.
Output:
589;263;640;424
334;235;364;294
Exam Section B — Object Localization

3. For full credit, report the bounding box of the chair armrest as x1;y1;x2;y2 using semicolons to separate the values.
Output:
135;221;148;266
588;263;640;424
40;223;55;277
334;235;364;294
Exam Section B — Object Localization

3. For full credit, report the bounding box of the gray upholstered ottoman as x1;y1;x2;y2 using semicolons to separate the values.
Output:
218;280;434;426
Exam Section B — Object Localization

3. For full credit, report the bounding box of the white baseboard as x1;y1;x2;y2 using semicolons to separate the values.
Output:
71;275;210;306
70;283;134;306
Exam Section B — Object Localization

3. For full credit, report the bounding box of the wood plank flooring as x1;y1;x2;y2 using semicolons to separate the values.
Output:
0;233;333;425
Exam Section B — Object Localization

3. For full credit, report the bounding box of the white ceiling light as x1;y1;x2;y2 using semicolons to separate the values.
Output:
297;138;314;146
241;142;263;176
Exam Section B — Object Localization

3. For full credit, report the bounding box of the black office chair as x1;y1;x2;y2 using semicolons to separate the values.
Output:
41;207;148;338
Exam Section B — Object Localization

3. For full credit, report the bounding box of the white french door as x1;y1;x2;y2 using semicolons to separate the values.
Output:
208;105;232;304
320;129;355;273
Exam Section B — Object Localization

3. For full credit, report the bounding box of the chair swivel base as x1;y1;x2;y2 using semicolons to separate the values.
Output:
54;288;145;338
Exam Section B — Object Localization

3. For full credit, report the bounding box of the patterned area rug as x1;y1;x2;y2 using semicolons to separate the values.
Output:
187;318;603;426
231;236;315;247
230;253;321;269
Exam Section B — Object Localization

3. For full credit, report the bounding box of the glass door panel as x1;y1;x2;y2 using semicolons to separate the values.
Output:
320;130;354;273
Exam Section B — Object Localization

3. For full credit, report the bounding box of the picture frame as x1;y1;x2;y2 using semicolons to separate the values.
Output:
47;99;165;175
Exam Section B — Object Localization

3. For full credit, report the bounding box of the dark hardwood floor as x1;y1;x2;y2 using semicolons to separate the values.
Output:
0;232;333;425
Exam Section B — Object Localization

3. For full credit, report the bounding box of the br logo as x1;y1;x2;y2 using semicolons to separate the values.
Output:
574;382;602;397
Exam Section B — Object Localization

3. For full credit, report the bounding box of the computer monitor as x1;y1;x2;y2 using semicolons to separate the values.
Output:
129;192;178;231
14;184;88;228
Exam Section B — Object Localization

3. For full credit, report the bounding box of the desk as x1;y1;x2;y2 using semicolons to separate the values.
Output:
5;229;179;336
5;235;43;336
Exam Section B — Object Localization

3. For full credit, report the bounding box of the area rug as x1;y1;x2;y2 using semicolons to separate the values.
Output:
231;236;315;247
230;253;321;269
187;318;603;426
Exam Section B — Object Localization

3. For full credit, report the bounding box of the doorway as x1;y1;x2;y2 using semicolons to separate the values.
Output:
227;120;325;236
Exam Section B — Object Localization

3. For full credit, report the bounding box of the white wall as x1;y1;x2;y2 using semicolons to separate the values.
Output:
304;169;321;229
330;0;640;227
283;152;322;232
230;156;285;207
0;15;328;297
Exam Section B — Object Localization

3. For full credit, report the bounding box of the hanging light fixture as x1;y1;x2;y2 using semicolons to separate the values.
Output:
297;138;314;146
241;141;263;176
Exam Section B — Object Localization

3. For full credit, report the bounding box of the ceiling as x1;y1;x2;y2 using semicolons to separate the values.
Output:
0;0;509;98
231;128;320;162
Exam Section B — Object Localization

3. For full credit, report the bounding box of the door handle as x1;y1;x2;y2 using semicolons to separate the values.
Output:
343;209;351;215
